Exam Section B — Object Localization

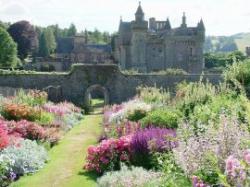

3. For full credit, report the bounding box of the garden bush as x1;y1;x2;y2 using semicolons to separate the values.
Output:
84;135;131;173
2;103;41;121
156;152;192;187
0;139;48;176
0;126;9;150
137;86;171;105
173;115;250;186
175;81;217;118
224;59;250;88
8;120;46;141
127;109;147;122
130;127;177;168
0;155;15;187
36;111;55;125
190;94;246;129
140;108;181;129
97;164;162;187
103;120;141;139
106;99;151;125
13;89;48;107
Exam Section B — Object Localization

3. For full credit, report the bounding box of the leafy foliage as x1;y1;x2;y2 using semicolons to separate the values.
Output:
97;164;162;187
0;139;48;176
8;21;38;60
0;27;19;68
140;108;181;129
205;51;246;69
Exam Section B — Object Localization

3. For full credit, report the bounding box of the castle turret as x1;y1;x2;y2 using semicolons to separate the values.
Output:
130;2;148;72
165;18;171;30
135;2;144;22
181;12;187;28
197;19;205;41
197;19;205;31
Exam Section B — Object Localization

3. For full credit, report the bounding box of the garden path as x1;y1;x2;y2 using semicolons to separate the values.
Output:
11;113;102;187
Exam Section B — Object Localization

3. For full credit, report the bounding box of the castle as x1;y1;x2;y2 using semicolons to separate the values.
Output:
113;2;205;73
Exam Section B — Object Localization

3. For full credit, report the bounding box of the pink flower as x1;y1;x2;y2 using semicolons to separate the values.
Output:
244;150;250;165
225;155;241;177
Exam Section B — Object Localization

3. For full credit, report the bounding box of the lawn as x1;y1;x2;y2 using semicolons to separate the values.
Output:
11;113;102;187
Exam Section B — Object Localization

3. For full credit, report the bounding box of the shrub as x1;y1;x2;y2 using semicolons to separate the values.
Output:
224;150;250;186
43;128;61;146
105;99;151;125
84;135;131;173
0;139;48;175
130;127;177;168
127;109;147;122
137;86;171;105
97;164;162;187
43;102;81;117
0;155;16;186
63;113;83;130
131;127;177;155
175;81;217;118
156;152;192;187
224;59;250;88
0;126;9;150
8;120;46;141
2;102;41;121
36;111;54;125
173;115;250;186
1;140;47;176
140;108;181;129
104;120;141;138
13;89;48;107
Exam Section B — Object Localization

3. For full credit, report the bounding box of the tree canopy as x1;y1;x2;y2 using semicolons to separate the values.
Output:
0;27;19;68
38;28;56;57
8;21;38;60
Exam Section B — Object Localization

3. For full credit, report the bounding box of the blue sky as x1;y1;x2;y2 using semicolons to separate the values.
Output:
0;0;250;36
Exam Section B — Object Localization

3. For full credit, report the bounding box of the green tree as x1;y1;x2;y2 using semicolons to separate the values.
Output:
38;28;56;57
67;23;77;37
45;28;56;54
92;28;102;43
38;32;49;57
0;27;19;68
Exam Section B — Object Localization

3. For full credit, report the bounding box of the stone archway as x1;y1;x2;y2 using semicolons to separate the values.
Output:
84;84;109;107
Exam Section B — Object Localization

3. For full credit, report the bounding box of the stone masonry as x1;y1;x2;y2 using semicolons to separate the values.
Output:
113;2;205;73
0;64;221;107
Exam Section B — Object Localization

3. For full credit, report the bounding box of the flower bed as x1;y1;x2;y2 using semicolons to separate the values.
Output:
85;61;250;187
0;89;83;186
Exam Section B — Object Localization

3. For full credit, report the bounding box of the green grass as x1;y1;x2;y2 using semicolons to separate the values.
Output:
11;114;102;187
91;98;104;107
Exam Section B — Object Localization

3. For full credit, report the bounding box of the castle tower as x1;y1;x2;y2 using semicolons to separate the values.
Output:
165;18;171;30
130;2;148;72
197;19;205;41
135;1;144;22
181;12;187;28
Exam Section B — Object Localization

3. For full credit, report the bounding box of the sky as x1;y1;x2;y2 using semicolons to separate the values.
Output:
0;0;250;36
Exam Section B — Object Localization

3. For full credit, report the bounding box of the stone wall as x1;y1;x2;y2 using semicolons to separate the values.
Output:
0;64;222;106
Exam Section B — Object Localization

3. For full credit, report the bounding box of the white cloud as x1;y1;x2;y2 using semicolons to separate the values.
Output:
0;0;249;35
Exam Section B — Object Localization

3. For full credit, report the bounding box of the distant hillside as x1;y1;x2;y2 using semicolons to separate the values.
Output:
205;32;250;53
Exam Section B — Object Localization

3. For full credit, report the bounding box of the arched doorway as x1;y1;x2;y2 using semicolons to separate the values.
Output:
84;85;109;112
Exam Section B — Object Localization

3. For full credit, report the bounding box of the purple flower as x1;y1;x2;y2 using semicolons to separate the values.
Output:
9;172;17;181
130;127;177;154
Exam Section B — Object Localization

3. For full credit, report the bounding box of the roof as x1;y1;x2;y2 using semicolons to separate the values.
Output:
170;27;198;36
56;37;74;53
135;2;144;15
86;45;112;53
